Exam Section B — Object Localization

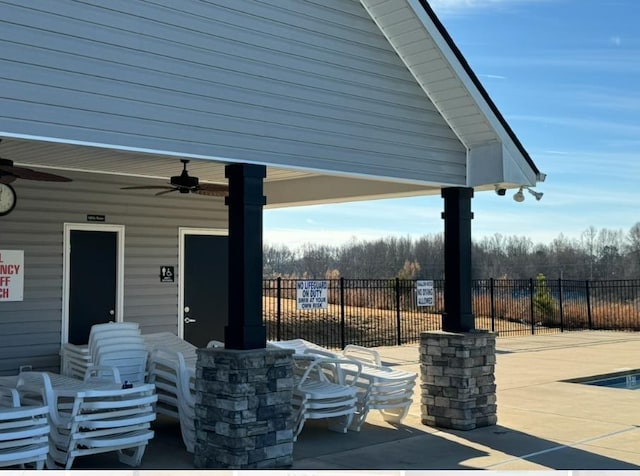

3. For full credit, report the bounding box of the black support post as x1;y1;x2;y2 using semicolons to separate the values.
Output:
441;187;475;332
224;163;267;350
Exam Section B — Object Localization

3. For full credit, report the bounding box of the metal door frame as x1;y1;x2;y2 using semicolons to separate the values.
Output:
62;223;125;344
178;227;228;340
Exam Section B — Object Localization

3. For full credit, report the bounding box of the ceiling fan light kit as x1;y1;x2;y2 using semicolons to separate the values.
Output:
121;159;228;197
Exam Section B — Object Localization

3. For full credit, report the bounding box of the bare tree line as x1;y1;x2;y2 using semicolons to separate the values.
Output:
264;223;640;280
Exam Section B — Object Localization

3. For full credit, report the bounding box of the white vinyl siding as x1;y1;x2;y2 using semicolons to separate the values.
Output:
0;0;466;186
0;171;227;375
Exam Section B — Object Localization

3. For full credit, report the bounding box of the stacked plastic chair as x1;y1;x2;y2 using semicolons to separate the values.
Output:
60;322;147;383
141;332;198;367
60;322;140;379
291;356;361;440
0;387;50;470
147;349;196;453
270;339;417;431
145;337;223;453
339;344;417;430
17;372;156;469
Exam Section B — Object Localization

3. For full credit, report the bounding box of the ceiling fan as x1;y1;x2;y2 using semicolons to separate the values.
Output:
0;159;73;184
121;159;228;197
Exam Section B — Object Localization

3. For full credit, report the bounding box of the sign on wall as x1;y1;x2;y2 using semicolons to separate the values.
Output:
296;280;328;310
416;280;434;307
160;266;175;283
0;250;24;302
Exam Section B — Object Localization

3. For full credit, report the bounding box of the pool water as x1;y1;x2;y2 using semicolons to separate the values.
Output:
582;372;640;390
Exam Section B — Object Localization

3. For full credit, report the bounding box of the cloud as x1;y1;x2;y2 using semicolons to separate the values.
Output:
480;74;507;80
610;36;622;46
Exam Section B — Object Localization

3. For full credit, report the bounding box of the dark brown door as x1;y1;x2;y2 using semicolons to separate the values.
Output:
183;234;228;347
68;230;117;344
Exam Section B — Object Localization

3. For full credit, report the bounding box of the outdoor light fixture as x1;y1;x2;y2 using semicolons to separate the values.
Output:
513;186;543;202
527;188;544;201
513;187;525;202
494;185;507;196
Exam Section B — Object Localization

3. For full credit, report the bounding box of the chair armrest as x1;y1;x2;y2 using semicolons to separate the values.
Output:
297;358;362;388
0;386;20;407
343;344;381;367
303;347;337;358
83;366;122;384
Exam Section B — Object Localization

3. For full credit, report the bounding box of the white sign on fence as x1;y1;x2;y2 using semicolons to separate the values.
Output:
416;280;434;307
0;250;24;302
296;280;328;310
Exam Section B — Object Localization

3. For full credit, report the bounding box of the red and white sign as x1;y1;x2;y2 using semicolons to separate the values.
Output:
0;250;24;302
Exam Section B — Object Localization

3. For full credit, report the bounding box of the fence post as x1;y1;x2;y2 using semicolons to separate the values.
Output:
490;278;495;332
558;278;564;332
585;280;592;330
340;277;346;349
529;278;535;335
276;277;282;341
395;277;401;346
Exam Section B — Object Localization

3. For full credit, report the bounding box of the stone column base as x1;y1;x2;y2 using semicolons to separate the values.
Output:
193;347;294;469
420;330;497;431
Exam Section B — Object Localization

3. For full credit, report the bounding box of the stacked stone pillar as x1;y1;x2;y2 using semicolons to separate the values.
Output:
420;330;497;431
193;347;294;469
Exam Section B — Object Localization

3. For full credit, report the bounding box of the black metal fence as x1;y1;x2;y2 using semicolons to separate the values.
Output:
263;277;640;348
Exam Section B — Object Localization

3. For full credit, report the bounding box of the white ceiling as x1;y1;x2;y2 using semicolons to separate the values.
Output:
0;136;438;208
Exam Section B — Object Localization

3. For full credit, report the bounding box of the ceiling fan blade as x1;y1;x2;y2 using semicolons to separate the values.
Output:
155;188;179;196
121;185;174;190
0;174;17;184
3;165;72;182
196;183;229;197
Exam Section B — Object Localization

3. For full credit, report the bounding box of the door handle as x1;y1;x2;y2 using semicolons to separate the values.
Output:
109;309;115;316
184;317;197;324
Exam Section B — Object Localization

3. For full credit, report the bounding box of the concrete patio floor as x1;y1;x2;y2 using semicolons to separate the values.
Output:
74;330;640;470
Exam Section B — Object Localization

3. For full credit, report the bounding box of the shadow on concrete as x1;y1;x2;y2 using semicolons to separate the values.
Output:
293;420;640;470
70;415;639;470
440;424;640;470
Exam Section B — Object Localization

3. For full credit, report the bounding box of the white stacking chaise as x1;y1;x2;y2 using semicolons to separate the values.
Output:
60;322;143;380
0;387;50;470
270;339;417;431
290;356;361;440
15;372;156;470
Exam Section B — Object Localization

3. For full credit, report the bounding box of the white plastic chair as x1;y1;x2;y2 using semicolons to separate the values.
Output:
142;332;198;367
271;339;417;431
61;322;141;378
92;342;148;384
292;357;361;440
0;387;50;470
147;349;196;453
16;372;156;469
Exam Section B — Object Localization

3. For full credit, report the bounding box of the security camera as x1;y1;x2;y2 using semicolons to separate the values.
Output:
495;187;506;196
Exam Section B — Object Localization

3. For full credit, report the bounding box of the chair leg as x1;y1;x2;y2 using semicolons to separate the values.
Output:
118;444;147;467
348;392;370;432
293;410;307;441
64;455;75;470
327;413;353;434
379;405;410;423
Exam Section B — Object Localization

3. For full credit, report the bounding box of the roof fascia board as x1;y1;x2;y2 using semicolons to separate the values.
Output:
408;0;540;177
359;0;542;187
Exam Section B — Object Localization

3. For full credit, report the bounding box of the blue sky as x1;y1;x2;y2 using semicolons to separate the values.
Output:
264;0;640;249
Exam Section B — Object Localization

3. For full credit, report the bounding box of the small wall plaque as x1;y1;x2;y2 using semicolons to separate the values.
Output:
87;214;106;222
160;266;174;283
